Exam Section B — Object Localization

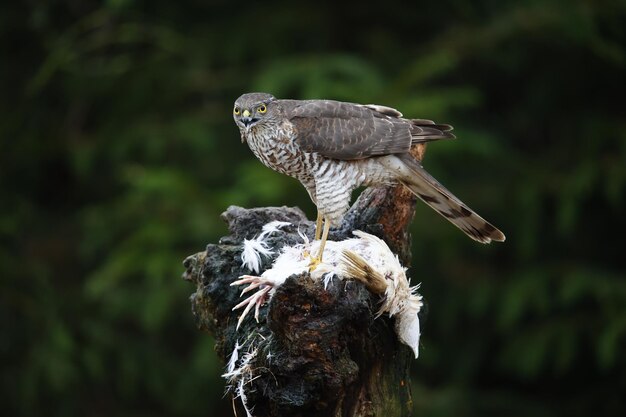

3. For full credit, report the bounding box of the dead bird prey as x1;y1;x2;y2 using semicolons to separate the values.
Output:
234;230;424;358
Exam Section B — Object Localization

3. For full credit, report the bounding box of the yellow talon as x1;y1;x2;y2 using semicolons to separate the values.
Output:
308;214;330;272
308;255;322;272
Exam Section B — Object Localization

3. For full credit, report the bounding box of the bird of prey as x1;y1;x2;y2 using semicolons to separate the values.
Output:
233;92;505;266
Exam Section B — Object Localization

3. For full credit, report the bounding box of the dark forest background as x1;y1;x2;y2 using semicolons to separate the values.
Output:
1;0;625;416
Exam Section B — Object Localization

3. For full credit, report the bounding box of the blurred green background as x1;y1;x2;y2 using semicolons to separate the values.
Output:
1;0;625;416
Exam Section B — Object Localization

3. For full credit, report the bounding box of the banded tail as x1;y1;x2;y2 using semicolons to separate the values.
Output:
409;119;456;144
396;154;505;244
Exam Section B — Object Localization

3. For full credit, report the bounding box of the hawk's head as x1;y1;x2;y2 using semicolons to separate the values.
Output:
233;92;278;135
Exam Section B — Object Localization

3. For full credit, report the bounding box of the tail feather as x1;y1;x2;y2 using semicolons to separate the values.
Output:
397;155;505;244
409;121;456;144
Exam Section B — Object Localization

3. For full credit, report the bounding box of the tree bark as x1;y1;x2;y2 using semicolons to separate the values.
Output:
182;145;426;417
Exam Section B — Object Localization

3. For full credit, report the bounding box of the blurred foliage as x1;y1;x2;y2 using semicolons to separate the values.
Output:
1;0;625;416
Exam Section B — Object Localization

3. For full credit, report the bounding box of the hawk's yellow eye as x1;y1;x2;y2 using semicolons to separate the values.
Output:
258;104;267;113
234;106;240;115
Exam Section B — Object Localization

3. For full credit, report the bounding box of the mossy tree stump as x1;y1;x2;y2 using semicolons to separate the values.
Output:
182;146;426;417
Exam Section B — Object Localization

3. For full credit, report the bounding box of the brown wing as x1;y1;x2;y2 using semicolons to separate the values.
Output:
285;99;454;160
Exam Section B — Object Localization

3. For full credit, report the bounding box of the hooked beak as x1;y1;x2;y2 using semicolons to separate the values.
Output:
240;109;258;130
241;117;254;127
236;109;251;142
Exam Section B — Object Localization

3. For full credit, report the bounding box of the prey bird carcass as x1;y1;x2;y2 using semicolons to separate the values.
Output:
235;227;423;358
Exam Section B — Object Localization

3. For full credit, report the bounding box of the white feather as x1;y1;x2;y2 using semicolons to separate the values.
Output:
237;379;254;417
258;220;291;240
323;273;336;290
224;344;258;416
297;227;309;246
241;238;273;273
240;221;292;273
225;340;240;376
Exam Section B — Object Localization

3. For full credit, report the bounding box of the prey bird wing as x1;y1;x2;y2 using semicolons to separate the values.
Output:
286;100;454;160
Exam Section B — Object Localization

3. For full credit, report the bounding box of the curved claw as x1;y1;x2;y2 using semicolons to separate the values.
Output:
240;281;263;295
254;286;271;322
231;275;274;330
231;275;264;286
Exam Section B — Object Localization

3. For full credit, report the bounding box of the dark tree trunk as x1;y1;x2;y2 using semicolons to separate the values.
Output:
182;146;426;417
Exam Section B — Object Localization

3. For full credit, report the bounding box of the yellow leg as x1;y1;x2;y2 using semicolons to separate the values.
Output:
315;211;323;240
317;219;330;262
309;219;330;271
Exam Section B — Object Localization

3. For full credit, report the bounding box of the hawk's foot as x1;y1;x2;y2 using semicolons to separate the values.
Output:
308;255;322;272
230;275;273;330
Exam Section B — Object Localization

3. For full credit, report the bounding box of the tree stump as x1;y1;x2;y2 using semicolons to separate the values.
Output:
182;146;426;417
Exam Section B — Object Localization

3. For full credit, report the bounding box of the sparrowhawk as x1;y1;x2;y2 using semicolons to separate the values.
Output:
233;92;505;264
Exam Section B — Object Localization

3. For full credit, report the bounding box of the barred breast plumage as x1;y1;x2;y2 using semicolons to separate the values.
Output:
233;92;505;244
245;119;383;224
